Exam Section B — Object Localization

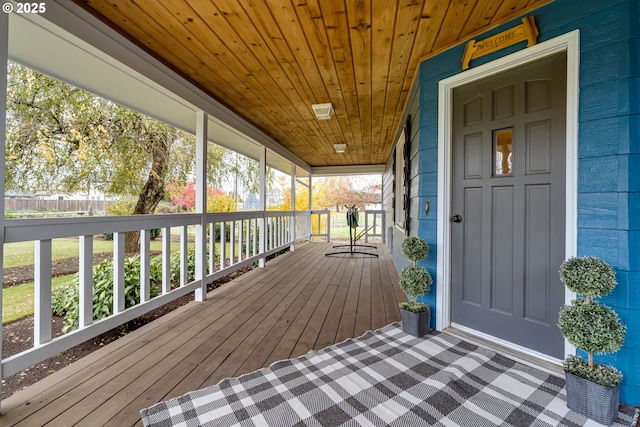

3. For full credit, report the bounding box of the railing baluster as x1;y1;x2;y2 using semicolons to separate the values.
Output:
252;218;257;257
79;235;93;328
290;214;294;250
180;225;188;287
113;232;125;313
140;229;151;303
273;217;276;248
209;222;215;274
195;218;206;302
238;219;243;262
365;212;369;243
270;217;274;250
245;219;250;258
230;220;236;266
284;216;288;245
220;221;226;269
161;227;171;294
259;215;266;267
34;239;52;345
273;217;277;249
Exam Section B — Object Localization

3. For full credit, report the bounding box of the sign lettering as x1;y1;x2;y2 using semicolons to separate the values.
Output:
462;16;539;70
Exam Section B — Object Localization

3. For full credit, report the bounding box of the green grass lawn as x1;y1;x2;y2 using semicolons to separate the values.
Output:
2;236;182;324
1;239;239;324
3;275;73;324
2;237;183;269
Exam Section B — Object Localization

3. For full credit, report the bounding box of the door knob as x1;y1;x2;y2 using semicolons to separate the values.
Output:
450;214;462;223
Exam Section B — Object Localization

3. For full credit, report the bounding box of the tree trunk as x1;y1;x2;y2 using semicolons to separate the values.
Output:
125;125;176;252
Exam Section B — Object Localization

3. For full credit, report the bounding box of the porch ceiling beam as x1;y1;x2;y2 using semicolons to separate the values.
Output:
311;165;386;177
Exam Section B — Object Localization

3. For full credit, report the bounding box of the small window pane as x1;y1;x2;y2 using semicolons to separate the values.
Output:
494;128;513;176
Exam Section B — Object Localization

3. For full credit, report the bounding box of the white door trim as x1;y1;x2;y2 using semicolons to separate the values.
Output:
436;30;580;359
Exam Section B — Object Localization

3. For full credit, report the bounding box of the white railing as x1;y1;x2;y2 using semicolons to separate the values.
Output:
1;210;315;383
363;210;385;243
310;210;331;242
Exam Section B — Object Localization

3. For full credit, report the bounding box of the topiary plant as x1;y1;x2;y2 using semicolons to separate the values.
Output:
557;256;626;387
399;236;432;314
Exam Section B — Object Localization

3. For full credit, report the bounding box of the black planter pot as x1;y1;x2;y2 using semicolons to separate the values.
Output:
400;308;431;337
565;371;620;425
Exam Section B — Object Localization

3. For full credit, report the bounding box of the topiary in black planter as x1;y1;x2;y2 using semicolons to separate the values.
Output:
557;256;626;426
398;236;432;338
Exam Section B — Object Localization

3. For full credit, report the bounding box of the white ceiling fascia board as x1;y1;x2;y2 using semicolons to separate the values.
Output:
311;165;385;177
8;12;196;135
12;0;311;173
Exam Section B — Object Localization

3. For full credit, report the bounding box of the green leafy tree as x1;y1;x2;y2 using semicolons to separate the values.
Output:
5;62;236;249
207;188;237;212
315;176;381;210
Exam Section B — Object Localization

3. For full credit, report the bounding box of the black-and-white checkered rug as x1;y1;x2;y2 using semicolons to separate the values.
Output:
141;323;638;426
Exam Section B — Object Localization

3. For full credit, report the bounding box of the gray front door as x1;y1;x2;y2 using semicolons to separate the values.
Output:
451;53;567;358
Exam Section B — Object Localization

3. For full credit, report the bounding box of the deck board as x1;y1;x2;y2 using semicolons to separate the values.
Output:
1;242;404;427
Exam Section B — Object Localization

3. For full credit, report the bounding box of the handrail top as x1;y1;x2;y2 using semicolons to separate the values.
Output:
3;210;312;244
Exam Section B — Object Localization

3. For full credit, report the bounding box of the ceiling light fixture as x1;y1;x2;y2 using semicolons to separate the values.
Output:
334;143;347;153
312;103;334;120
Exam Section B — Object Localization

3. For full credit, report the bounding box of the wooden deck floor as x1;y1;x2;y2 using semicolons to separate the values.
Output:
1;242;406;426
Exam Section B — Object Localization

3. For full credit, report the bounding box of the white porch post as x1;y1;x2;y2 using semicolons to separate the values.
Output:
0;9;8;407
195;111;208;301
380;174;385;243
290;164;296;250
259;147;267;267
309;175;313;237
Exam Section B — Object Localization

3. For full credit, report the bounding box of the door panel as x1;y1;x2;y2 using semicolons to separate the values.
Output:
524;184;552;323
492;186;514;314
462;187;483;306
526;120;552;174
464;133;483;179
451;53;567;358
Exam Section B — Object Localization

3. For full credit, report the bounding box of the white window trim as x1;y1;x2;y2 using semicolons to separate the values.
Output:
436;30;580;362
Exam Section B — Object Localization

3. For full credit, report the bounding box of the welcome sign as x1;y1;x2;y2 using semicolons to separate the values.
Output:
462;16;539;70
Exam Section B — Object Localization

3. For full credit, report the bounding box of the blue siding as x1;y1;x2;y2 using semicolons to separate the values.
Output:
388;78;421;271
404;0;640;404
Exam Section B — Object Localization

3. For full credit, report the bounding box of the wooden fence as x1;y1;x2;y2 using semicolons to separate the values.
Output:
4;199;110;214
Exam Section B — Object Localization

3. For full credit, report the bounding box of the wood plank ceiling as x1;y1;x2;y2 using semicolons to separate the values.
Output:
75;0;551;168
